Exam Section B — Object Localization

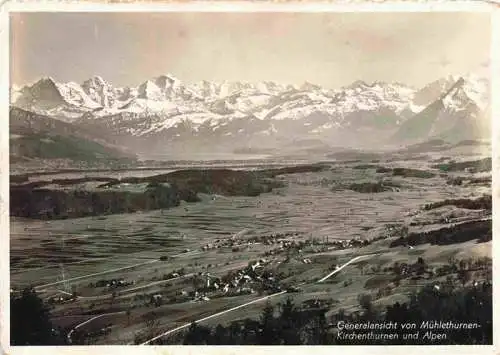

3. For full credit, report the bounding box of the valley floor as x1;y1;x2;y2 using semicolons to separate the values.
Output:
9;152;492;345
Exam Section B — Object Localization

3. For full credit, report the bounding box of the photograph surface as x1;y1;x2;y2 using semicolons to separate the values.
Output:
8;10;493;346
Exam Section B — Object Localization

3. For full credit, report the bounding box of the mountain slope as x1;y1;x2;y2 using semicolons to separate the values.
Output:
10;133;131;162
10;107;136;163
391;97;446;142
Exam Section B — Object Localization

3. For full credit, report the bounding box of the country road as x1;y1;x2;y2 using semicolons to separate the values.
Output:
317;254;374;283
140;290;288;345
76;273;194;301
67;311;126;343
139;253;374;345
60;273;197;343
34;259;159;291
35;250;202;291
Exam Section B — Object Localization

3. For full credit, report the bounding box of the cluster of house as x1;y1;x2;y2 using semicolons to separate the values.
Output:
250;232;302;244
259;233;374;259
94;278;134;289
326;238;368;250
201;238;262;252
263;238;311;257
302;298;335;309
389;260;429;278
179;258;283;302
47;292;78;304
201;232;305;253
201;230;375;260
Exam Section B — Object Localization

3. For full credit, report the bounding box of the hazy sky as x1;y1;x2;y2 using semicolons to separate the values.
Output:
10;12;491;89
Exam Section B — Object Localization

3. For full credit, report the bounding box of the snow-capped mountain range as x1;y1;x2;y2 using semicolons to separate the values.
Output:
10;73;490;157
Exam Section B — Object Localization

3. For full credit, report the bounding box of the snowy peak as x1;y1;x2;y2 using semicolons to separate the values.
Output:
154;74;178;88
414;74;489;110
137;74;202;102
15;77;67;111
202;80;289;99
299;81;322;91
10;73;489;142
413;76;456;106
31;77;63;99
391;74;490;144
56;81;101;109
255;81;287;95
332;80;417;115
437;75;489;113
12;77;106;121
82;75;108;88
191;80;221;99
459;74;490;110
10;84;22;102
343;80;368;90
81;76;116;107
137;80;164;101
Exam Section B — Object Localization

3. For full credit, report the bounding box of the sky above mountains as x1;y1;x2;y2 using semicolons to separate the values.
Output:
10;12;490;89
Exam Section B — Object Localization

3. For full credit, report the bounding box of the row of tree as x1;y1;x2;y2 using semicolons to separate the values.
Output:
10;279;492;345
174;281;492;345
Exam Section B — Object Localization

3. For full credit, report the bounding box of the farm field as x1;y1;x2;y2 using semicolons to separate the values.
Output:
10;152;492;345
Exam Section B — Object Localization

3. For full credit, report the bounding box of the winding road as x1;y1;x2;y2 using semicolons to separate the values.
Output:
67;311;126;343
77;273;194;301
35;259;159;291
140;290;288;345
35;250;202;292
64;273;194;343
139;253;374;345
317;254;374;283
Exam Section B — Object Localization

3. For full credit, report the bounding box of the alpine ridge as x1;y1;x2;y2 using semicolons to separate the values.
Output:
10;73;490;159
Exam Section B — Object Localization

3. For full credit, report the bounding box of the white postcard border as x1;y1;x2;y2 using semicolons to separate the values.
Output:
0;2;498;355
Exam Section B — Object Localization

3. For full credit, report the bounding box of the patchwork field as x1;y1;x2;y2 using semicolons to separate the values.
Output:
10;151;492;345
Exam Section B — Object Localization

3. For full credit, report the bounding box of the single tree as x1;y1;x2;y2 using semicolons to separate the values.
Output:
259;301;279;345
11;288;64;345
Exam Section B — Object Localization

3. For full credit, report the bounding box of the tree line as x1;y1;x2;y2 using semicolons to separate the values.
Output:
10;279;492;345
